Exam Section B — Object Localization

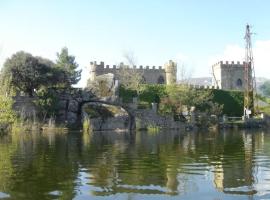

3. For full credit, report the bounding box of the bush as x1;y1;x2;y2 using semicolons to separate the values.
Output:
119;86;137;103
212;89;244;116
119;83;244;117
138;84;167;103
0;95;16;127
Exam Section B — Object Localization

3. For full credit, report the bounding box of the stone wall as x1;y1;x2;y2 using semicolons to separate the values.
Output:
89;60;177;85
212;61;252;90
134;109;186;130
13;96;39;121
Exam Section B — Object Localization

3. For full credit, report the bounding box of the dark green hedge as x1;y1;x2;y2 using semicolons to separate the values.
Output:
119;84;167;103
138;85;167;103
212;89;244;117
119;86;137;103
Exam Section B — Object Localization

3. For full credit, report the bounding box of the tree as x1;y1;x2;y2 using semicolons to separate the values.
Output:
159;85;223;116
117;51;143;91
260;81;270;97
55;47;81;88
2;51;52;96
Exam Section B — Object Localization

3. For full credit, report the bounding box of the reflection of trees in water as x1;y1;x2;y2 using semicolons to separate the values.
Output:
0;132;79;200
81;130;267;196
0;129;269;198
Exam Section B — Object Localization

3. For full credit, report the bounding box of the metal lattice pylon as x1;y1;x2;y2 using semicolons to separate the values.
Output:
243;24;257;118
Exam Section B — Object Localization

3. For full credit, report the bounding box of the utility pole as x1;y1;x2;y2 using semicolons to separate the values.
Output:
243;24;257;118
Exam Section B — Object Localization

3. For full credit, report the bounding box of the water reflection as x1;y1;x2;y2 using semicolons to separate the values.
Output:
0;129;269;199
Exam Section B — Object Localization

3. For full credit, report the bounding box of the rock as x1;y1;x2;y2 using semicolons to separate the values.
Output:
68;100;78;113
67;112;78;124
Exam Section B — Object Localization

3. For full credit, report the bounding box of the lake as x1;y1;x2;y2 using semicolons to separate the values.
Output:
0;129;269;200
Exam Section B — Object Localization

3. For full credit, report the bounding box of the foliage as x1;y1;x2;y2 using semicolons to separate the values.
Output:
138;85;167;103
119;85;138;103
84;105;114;119
260;81;270;97
82;117;92;134
2;51;53;96
160;85;217;116
0;95;16;125
119;83;242;116
0;76;17;127
34;87;60;120
55;47;81;88
212;89;244;117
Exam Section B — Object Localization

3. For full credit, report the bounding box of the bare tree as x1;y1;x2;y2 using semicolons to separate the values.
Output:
117;51;143;91
178;63;193;84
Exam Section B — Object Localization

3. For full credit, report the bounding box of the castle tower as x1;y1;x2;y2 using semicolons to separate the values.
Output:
89;61;97;82
212;61;251;90
165;60;177;85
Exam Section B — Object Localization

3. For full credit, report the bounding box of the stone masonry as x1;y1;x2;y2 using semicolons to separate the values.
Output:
212;61;252;90
89;60;177;85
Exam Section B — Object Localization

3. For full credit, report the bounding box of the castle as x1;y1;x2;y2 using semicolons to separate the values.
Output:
212;61;251;91
89;59;250;91
89;60;177;85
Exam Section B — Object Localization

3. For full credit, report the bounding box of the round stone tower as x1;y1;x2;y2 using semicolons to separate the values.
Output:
89;61;97;82
165;60;177;85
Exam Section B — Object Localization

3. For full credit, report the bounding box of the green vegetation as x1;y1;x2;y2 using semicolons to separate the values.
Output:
0;47;81;129
84;104;114;119
212;89;244;117
119;85;138;103
35;87;60;120
82;117;91;134
1;48;81;97
0;95;16;130
119;84;243;117
55;47;82;88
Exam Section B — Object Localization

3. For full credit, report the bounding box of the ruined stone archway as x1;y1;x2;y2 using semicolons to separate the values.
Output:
78;100;135;131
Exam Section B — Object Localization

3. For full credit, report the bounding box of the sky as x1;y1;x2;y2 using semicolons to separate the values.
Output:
1;0;270;87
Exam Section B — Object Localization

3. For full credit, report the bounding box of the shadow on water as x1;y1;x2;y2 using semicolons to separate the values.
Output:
0;129;269;199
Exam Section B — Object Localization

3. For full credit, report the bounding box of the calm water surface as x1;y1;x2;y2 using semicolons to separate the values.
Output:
0;129;270;200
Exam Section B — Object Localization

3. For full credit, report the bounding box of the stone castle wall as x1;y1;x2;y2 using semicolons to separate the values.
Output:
212;61;252;90
89;61;177;85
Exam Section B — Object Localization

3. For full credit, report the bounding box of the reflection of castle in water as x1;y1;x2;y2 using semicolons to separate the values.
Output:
213;131;264;195
0;130;269;199
82;130;268;196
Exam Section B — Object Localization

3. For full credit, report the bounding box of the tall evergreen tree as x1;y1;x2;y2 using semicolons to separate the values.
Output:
55;47;81;87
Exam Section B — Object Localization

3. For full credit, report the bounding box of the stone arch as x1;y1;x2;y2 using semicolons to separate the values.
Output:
157;75;165;84
236;78;242;87
78;100;135;131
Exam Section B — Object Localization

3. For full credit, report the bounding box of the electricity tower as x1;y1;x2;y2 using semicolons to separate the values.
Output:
243;24;257;118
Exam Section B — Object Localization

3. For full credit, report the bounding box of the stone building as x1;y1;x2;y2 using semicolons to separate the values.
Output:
212;61;251;90
89;60;177;85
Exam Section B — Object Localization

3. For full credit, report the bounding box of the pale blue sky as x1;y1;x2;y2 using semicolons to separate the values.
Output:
1;0;270;86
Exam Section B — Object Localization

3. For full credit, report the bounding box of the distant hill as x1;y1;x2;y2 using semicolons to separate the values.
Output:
180;77;212;86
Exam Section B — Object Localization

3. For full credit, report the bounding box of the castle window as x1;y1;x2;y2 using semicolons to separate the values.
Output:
236;79;242;87
157;76;165;84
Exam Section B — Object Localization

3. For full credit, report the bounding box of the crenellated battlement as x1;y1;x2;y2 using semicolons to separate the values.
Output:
90;61;164;70
89;60;177;85
212;61;247;67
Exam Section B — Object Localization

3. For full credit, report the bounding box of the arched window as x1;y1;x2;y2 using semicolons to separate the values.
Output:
236;79;242;87
157;76;165;84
